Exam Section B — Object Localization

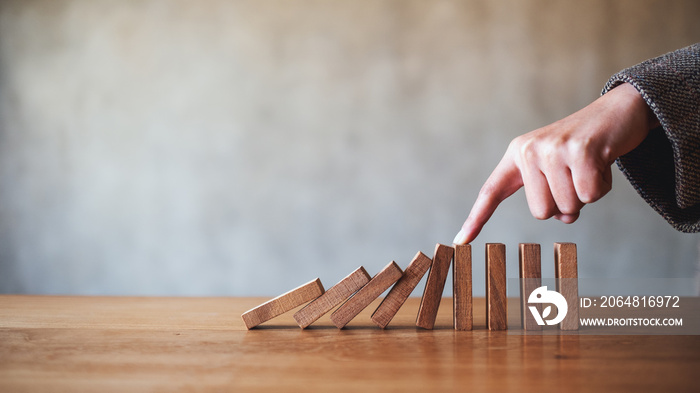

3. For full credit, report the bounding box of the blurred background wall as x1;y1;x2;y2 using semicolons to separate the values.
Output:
1;0;699;296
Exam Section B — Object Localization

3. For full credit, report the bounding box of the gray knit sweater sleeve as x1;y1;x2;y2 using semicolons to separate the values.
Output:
602;43;700;232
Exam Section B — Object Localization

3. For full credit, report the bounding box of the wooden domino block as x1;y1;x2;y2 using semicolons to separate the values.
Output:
453;244;472;331
330;261;403;329
416;244;454;330
293;267;371;329
555;242;579;331
241;278;324;329
519;243;542;331
486;243;507;330
371;252;432;329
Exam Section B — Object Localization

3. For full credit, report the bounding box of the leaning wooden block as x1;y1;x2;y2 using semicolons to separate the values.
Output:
241;278;324;329
519;243;542;331
555;242;579;331
330;261;403;329
453;244;472;331
293;267;371;329
486;243;507;330
371;252;432;329
416;243;454;330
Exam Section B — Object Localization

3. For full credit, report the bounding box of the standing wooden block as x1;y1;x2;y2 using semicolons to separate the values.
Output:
241;278;325;329
486;243;507;330
453;244;472;331
330;261;403;329
555;242;579;331
416;244;454;330
519;243;542;331
371;252;432;329
293;267;371;329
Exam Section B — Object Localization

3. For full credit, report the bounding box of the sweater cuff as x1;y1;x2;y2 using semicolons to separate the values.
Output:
601;44;700;232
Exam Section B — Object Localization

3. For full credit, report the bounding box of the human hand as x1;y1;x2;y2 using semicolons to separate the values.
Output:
454;83;659;245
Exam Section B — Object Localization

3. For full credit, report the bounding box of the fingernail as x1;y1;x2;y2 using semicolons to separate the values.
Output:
453;228;468;245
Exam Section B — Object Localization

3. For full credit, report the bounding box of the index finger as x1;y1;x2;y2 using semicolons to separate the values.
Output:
454;154;524;244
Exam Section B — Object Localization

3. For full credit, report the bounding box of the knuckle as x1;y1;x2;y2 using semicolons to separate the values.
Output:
530;205;554;220
556;196;583;215
532;211;550;221
569;137;611;168
579;181;610;203
568;136;594;155
579;193;596;204
558;203;579;216
508;135;525;151
578;188;597;204
518;138;538;161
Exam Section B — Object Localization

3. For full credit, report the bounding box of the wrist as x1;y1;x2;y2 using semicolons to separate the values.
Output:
612;83;660;131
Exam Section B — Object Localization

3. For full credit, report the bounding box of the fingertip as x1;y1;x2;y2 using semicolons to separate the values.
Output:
572;166;613;204
455;157;522;246
530;206;555;221
554;213;580;224
577;190;600;204
578;195;594;204
452;228;469;245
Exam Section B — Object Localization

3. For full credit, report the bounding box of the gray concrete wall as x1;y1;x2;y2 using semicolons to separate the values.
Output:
1;0;699;296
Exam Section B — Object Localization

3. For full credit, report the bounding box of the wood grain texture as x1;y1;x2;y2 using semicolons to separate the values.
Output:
2;296;700;392
330;261;403;329
371;252;432;329
453;244;472;331
555;242;579;331
241;278;324;329
293;267;371;328
519;243;542;331
486;243;507;330
416;244;454;329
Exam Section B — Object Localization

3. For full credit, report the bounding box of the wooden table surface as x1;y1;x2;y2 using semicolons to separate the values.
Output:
1;295;699;392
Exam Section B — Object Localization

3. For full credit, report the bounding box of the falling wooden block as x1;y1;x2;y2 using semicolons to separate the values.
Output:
293;267;371;329
555;242;579;331
371;252;432;329
241;278;325;329
453;244;472;331
416;243;454;330
486;243;507;330
519;243;542;331
330;261;403;329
